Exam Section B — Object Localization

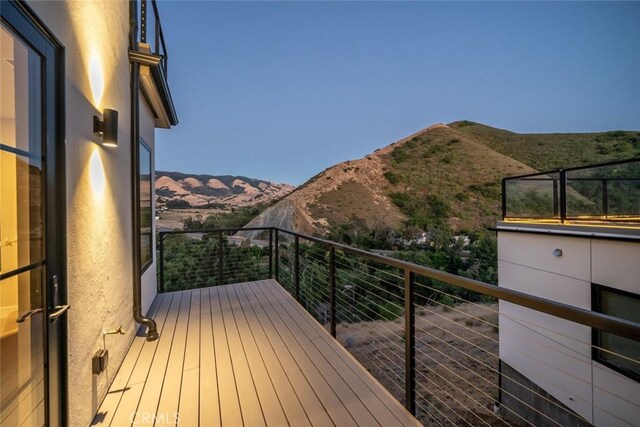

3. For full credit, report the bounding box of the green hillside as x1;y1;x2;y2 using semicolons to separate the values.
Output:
449;120;640;171
246;121;639;240
383;122;639;231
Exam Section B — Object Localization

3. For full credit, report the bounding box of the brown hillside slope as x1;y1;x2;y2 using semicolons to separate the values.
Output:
244;122;639;236
381;125;536;230
244;123;535;235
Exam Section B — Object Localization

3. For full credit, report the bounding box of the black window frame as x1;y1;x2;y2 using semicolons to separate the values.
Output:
592;283;640;382
139;138;153;273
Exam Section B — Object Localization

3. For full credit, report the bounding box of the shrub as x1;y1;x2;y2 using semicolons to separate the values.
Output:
384;171;400;185
166;199;191;209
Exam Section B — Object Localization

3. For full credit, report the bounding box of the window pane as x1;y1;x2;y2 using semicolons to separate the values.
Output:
597;288;640;379
139;141;152;268
1;25;44;275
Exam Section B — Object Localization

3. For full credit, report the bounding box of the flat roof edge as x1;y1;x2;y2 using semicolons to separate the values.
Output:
495;221;640;241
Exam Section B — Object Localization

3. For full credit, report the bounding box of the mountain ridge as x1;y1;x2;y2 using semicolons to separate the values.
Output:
156;170;295;209
242;121;640;236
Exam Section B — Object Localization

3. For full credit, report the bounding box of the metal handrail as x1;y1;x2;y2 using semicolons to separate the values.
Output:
503;157;640;181
158;226;640;416
501;158;640;223
159;226;639;340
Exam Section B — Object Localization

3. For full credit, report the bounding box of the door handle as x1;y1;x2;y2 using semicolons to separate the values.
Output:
49;304;70;323
16;308;44;323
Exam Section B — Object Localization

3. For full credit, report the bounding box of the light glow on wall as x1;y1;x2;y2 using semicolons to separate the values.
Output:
63;1;118;111
89;148;106;200
89;53;104;108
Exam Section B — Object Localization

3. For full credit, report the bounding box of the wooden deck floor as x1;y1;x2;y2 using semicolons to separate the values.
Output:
93;280;420;426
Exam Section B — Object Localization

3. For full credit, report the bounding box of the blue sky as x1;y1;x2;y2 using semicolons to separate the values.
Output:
155;1;640;185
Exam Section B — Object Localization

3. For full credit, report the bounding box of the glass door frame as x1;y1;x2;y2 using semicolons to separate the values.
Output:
1;1;67;426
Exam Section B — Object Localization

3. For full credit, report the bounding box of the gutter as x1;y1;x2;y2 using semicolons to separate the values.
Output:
129;0;159;341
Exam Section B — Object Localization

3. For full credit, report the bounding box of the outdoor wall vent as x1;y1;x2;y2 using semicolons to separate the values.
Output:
93;109;118;147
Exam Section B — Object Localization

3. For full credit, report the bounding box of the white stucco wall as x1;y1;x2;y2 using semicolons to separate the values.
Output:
498;230;640;426
24;2;154;426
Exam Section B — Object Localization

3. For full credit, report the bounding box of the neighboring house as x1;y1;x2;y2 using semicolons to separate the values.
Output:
496;160;640;426
1;1;177;426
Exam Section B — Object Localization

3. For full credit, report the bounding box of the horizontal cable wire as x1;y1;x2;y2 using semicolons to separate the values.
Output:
334;259;405;286
414;337;556;426
335;309;406;370
414;322;602;417
415;303;594;370
414;368;495;427
334;262;405;300
416;392;472;427
415;388;471;427
415;280;623;357
308;252;598;421
335;255;405;282
414;346;531;426
333;294;405;344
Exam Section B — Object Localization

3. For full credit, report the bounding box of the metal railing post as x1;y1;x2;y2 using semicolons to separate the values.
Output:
159;232;164;292
154;13;160;55
218;231;224;285
501;178;507;220
274;230;280;282
329;247;336;338
140;0;147;43
404;269;416;415
269;229;273;278
602;179;609;217
559;170;567;223
552;178;559;217
295;235;300;301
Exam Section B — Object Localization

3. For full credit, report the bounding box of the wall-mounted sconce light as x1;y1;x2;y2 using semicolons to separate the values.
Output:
93;109;118;147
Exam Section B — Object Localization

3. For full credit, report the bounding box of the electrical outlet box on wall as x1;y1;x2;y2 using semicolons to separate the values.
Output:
92;349;109;375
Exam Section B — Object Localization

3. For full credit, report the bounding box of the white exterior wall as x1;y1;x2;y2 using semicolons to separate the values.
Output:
498;230;640;426
25;2;160;426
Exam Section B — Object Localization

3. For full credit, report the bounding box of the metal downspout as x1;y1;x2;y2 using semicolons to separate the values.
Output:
130;0;159;341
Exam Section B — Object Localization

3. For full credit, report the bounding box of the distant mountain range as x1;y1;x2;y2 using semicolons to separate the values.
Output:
242;121;640;236
155;171;295;209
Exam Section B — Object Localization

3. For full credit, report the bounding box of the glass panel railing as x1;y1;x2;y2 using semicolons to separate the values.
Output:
503;159;640;224
566;160;640;220
504;172;559;220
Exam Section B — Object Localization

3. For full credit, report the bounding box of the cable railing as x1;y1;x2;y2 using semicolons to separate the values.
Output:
158;227;640;426
502;158;640;224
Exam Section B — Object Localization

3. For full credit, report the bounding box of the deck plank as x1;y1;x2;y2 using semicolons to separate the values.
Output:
225;285;289;426
209;287;244;427
97;281;421;427
251;282;381;427
91;294;166;426
247;282;358;427
198;288;221;427
264;280;418;426
234;283;321;427
155;289;192;426
270;282;419;426
131;292;185;424
218;285;266;427
177;290;201;427
106;293;176;427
